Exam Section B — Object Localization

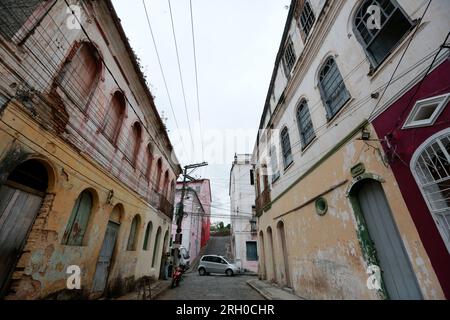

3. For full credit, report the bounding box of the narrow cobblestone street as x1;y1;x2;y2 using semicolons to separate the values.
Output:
157;273;263;300
158;236;263;300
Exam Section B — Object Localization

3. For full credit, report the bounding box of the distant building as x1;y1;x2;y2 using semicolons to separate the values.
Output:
172;186;205;263
172;180;211;262
229;154;258;272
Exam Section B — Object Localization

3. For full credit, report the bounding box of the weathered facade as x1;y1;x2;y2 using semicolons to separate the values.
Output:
0;0;181;299
172;185;205;264
229;154;258;272
252;0;449;299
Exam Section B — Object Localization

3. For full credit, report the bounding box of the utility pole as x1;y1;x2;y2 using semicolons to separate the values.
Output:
173;161;208;267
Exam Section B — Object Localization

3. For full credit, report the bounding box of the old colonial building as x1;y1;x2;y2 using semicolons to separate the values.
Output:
229;154;258;272
0;0;181;299
252;0;449;299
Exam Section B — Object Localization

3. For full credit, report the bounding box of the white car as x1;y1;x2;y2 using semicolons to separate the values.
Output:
197;255;240;276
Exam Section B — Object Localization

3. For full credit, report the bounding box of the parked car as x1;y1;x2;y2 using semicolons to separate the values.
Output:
197;255;240;276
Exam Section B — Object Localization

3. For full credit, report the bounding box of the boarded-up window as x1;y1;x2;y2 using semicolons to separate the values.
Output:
143;221;153;251
146;145;153;181
154;159;162;191
152;227;162;267
63;190;93;246
130;122;142;166
246;241;258;261
104;91;125;144
57;42;101;109
126;215;140;251
162;171;169;197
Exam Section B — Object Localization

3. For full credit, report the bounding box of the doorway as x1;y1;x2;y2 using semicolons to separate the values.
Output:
0;159;49;296
91;205;122;294
277;221;291;288
352;179;422;299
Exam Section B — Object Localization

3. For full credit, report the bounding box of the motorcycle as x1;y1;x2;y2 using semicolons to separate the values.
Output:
171;264;188;288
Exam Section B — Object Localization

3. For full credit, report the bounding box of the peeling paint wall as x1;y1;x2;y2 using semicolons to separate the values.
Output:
0;0;179;300
257;126;445;299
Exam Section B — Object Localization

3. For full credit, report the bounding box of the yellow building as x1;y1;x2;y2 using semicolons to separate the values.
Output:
0;0;181;299
253;0;448;299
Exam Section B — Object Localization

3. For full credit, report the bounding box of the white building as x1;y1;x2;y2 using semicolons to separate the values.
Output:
229;154;258;272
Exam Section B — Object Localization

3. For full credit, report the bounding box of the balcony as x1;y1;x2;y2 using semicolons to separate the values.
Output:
255;188;271;214
159;195;174;220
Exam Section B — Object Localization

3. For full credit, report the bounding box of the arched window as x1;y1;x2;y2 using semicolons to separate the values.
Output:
280;127;293;169
162;170;170;198
104;91;125;144
146;144;154;182
63;190;94;246
412;129;450;251
296;99;315;148
143;221;153;251
152;227;162;267
154;158;162;191
130;122;142;167
299;1;315;39
126;215;141;251
354;0;413;67
57;42;102;110
318;57;350;120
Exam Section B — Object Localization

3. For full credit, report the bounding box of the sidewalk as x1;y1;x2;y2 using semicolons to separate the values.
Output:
114;279;171;300
247;279;304;300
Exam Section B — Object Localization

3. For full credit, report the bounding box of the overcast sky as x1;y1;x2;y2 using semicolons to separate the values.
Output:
112;0;289;222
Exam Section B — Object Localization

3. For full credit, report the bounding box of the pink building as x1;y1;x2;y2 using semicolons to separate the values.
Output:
171;180;211;262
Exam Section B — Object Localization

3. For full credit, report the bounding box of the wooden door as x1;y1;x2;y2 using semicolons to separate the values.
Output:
0;184;43;295
91;221;119;293
358;180;422;300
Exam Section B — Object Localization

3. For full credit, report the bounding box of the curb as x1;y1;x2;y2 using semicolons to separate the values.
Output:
246;280;271;300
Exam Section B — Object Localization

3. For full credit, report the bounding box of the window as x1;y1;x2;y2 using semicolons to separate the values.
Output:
246;241;258;261
154;158;162;191
412;129;450;252
143;221;153;250
126;215;140;251
57;42;102;110
104;91;125;144
296;99;316;148
299;1;315;39
63;190;93;246
162;170;170;197
270;145;280;182
0;0;53;42
280;127;293;169
354;0;413;67
152;227;162;267
282;37;296;77
146;145;153;181
318;57;351;120
130;122;142;166
403;93;450;129
250;169;254;185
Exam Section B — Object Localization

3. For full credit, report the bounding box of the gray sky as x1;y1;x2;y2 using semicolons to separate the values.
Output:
112;0;289;222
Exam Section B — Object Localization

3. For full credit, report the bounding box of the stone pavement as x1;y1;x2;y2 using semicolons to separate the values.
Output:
247;279;304;300
114;279;171;300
